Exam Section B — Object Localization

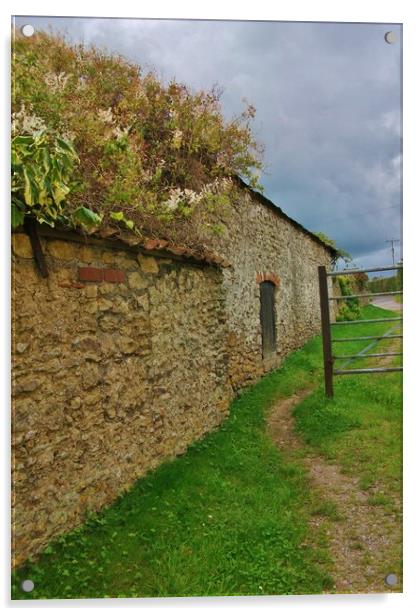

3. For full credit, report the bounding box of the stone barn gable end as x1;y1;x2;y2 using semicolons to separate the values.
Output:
216;178;337;389
11;181;336;566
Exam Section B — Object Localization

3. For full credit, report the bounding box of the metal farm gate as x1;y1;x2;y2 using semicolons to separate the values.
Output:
318;265;403;398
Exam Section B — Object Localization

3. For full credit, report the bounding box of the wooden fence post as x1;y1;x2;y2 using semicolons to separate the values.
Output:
24;218;49;278
318;265;334;398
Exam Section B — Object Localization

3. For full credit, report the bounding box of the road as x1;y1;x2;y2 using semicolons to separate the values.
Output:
371;295;402;312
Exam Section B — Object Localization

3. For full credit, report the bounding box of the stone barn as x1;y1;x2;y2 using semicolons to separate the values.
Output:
11;180;336;566
220;179;337;389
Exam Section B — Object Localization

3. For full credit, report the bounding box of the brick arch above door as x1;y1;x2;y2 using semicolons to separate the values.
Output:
256;272;280;287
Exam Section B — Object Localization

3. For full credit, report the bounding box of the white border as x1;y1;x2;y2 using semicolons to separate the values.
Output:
2;2;419;614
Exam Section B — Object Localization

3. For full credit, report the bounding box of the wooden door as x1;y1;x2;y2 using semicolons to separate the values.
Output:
259;281;277;357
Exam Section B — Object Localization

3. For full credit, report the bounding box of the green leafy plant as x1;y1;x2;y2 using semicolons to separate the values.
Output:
310;233;363;319
11;128;101;230
72;206;102;229
109;211;135;230
12;131;77;227
336;275;361;321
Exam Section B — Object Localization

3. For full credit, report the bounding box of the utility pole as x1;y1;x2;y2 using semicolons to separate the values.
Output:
385;239;400;265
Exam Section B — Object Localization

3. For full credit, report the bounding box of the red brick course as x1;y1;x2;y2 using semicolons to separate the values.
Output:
78;267;125;283
78;267;104;282
103;268;125;283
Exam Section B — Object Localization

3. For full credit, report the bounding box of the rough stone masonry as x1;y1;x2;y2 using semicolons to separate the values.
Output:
12;233;231;567
217;185;335;389
11;187;335;567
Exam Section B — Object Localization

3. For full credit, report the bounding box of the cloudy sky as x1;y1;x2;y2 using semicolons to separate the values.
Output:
13;16;402;269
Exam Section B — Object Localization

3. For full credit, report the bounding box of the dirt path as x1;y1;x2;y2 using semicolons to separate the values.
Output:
267;390;402;594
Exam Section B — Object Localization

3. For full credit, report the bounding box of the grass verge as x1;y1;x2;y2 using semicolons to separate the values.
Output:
294;306;402;495
12;305;402;599
292;306;402;587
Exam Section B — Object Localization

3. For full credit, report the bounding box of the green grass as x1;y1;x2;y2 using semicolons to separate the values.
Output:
11;337;332;599
293;373;402;491
291;312;402;586
293;305;402;495
309;500;342;521
11;305;402;600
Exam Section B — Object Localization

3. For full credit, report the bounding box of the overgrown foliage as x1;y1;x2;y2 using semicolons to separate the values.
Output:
11;131;103;230
309;232;371;320
312;232;350;266
12;31;264;247
335;271;369;321
368;264;403;294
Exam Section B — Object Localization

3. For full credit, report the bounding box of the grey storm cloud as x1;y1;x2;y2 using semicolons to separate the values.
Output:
13;16;402;268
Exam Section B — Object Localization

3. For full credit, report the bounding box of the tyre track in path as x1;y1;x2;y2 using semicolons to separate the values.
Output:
267;389;402;594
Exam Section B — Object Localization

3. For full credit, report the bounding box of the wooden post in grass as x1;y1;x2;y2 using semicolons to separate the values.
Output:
318;265;334;398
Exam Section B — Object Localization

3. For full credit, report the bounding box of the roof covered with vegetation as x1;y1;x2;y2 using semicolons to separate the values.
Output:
12;31;336;258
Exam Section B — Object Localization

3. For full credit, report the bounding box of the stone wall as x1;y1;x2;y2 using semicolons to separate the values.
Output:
11;188;337;567
12;233;231;567
217;189;335;390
